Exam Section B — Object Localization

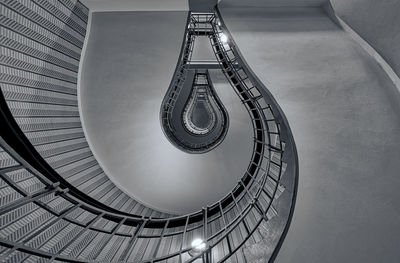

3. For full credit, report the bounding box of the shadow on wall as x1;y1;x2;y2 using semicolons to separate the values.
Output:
217;6;341;33
329;0;400;80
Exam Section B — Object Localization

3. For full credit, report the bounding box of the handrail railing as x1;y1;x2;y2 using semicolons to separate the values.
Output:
0;9;297;263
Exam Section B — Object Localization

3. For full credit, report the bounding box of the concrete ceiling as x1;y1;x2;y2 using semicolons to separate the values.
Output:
80;11;253;214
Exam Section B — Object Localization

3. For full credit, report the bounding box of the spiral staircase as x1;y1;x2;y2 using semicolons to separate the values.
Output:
0;0;298;262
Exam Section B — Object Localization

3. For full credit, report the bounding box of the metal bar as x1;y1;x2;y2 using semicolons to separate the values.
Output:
0;164;23;174
179;216;190;263
219;201;227;231
239;179;256;200
203;207;208;241
50;212;105;260
24;204;81;244
91;217;127;260
230;192;240;215
0;186;59;214
254;201;269;222
2;203;80;263
187;63;238;70
0;237;90;262
152;219;170;260
119;220;145;261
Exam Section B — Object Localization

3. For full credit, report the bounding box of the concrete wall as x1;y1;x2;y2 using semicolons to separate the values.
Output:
330;0;400;79
220;0;326;7
219;4;400;263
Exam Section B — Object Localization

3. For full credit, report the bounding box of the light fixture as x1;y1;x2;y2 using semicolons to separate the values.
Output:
189;238;207;257
220;33;228;43
191;238;206;251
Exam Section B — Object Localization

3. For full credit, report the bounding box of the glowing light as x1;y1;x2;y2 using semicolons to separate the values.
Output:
191;238;206;252
220;33;228;43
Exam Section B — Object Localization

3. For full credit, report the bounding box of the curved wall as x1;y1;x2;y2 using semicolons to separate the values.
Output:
0;4;298;262
219;0;326;7
4;0;399;262
329;0;400;82
0;0;172;218
219;3;400;263
79;11;254;214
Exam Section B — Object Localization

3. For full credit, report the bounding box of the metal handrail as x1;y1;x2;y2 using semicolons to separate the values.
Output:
0;9;297;263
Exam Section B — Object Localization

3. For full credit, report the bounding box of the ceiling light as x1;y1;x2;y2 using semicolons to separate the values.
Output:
191;238;207;252
220;33;228;43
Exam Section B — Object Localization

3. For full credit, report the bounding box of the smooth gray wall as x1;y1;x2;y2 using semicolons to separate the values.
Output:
219;5;400;263
330;0;400;79
220;0;326;7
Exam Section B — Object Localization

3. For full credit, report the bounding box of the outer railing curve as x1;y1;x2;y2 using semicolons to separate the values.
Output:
0;8;298;263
